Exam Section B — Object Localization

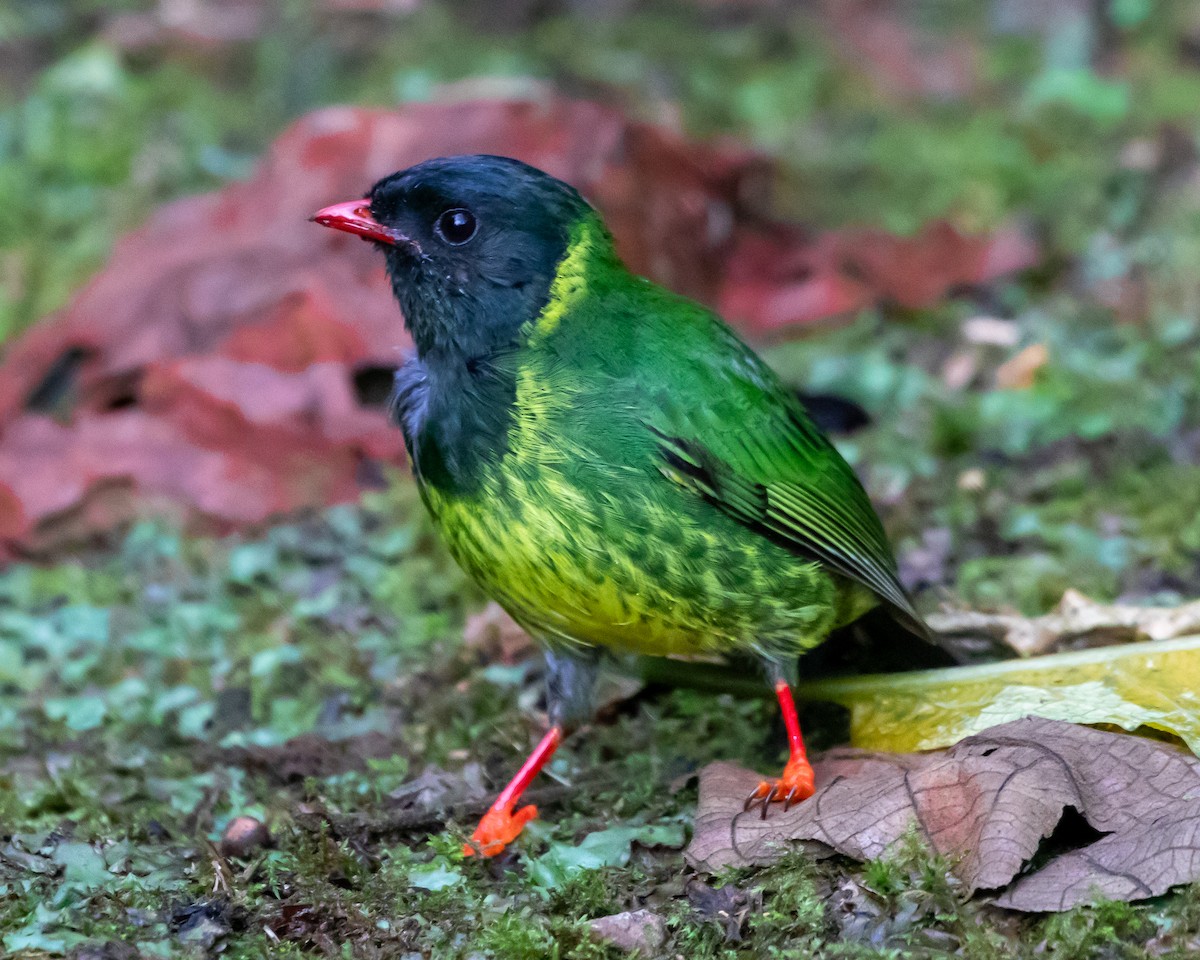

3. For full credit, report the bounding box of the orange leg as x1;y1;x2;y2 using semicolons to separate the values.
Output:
463;726;563;857
744;679;815;818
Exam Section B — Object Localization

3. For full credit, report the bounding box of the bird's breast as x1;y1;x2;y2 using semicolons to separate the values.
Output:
394;353;517;498
420;462;693;652
403;343;841;658
419;453;838;658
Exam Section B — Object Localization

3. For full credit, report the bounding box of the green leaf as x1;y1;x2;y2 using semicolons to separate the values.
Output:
525;823;685;891
266;696;320;741
177;701;215;739
408;858;462;891
43;695;107;731
227;542;279;584
250;645;303;678
3;903;82;955
0;641;33;690
51;841;114;896
1025;69;1131;125
798;635;1200;754
1109;0;1152;28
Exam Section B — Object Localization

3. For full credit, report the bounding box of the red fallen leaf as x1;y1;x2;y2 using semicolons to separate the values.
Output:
720;221;1039;337
220;287;373;373
719;271;872;335
0;482;27;542
831;221;1040;311
0;95;1038;556
0;367;392;551
144;357;400;457
0;412;256;545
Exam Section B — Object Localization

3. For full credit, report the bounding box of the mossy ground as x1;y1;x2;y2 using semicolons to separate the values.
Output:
5;1;1200;957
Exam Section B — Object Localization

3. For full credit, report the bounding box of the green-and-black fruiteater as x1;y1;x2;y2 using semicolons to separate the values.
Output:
314;155;926;856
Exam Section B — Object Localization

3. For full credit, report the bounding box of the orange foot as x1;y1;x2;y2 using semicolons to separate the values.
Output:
744;754;815;818
462;802;538;857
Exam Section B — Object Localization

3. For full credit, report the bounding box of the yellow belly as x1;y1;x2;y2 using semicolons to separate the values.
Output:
420;465;842;659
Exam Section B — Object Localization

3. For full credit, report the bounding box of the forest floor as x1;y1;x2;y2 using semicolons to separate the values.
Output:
5;1;1200;957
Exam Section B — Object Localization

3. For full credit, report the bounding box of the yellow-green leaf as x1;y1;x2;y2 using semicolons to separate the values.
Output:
797;635;1200;754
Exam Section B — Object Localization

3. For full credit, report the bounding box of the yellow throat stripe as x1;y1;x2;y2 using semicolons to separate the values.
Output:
527;217;604;345
506;217;609;466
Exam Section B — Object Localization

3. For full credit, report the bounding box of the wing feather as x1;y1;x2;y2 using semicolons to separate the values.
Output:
644;350;926;637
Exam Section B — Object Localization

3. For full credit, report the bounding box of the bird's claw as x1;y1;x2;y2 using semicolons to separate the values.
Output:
742;756;815;819
462;803;538;857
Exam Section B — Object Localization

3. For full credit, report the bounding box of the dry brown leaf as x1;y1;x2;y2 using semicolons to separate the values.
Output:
994;342;1049;389
929;589;1200;657
685;717;1200;911
685;878;761;941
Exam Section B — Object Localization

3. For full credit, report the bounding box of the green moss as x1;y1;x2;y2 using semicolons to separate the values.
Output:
745;852;827;944
548;869;622;919
1038;898;1155;958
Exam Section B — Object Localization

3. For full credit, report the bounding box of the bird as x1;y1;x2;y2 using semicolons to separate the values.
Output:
312;155;926;857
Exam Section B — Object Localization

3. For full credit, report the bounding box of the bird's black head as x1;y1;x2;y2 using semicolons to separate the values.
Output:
314;155;599;358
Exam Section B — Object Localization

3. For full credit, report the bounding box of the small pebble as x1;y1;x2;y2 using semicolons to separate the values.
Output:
589;910;667;953
220;816;270;857
957;468;986;492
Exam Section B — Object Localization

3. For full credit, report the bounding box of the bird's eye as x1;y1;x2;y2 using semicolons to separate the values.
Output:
434;208;477;245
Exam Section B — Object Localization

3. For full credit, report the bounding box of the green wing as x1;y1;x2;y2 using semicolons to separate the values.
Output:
642;328;926;637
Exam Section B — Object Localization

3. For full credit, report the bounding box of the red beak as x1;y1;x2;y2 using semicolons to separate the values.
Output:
311;199;400;245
